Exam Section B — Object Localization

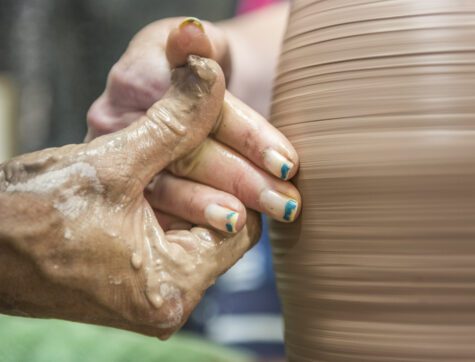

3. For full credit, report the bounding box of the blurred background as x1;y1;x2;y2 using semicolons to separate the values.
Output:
0;0;285;361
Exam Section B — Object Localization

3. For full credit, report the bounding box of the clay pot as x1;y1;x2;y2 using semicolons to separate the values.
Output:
270;1;475;360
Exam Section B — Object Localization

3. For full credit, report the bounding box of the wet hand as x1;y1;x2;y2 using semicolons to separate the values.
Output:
0;56;260;338
86;17;302;229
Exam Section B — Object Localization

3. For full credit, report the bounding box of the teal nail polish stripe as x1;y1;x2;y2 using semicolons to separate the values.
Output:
283;200;297;221
280;163;290;180
225;212;236;232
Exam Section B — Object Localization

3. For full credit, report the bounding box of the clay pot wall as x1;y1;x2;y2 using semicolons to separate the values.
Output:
270;1;475;360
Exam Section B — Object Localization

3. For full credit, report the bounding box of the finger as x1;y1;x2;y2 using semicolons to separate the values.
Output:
169;138;301;223
88;55;225;188
152;209;192;231
85;96;143;141
87;17;230;145
189;210;261;275
166;18;211;68
166;230;201;253
165;210;261;275
146;172;246;233
213;91;299;181
130;209;261;338
166;17;231;79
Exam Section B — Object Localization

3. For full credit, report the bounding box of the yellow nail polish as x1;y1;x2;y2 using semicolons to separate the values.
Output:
205;204;239;233
259;189;299;222
263;148;294;180
179;17;205;32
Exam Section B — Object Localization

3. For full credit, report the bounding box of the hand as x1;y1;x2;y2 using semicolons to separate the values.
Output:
86;17;302;231
0;56;260;338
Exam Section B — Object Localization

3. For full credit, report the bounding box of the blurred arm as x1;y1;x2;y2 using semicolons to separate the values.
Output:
219;2;289;117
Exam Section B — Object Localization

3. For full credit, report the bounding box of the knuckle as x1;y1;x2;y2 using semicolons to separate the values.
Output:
108;60;159;109
185;188;202;219
231;168;247;197
243;128;259;157
86;101;118;136
146;102;187;138
145;103;166;125
108;63;142;102
108;62;132;91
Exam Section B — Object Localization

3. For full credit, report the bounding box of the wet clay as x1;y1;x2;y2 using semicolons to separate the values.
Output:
0;55;261;339
270;1;475;360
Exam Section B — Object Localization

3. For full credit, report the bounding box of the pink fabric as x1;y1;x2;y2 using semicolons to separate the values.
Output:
237;0;279;14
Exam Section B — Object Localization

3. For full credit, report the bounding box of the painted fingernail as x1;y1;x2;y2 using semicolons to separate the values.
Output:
179;17;205;32
263;149;294;180
204;204;240;233
260;189;299;222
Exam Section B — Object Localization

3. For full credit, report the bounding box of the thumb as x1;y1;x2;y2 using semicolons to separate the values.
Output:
91;55;225;189
166;17;231;81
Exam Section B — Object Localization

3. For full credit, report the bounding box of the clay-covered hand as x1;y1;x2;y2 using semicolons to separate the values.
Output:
86;17;302;229
0;56;260;338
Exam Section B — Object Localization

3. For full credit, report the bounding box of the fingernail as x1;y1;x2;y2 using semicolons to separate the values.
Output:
259;189;299;222
204;204;240;233
263;149;294;180
179;17;205;33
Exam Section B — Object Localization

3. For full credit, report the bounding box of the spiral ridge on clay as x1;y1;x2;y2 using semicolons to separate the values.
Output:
270;1;475;361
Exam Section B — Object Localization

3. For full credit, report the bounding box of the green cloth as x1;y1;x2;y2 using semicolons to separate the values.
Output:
0;315;255;362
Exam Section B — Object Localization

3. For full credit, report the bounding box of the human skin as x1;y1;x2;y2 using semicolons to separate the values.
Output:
0;55;261;339
86;8;300;231
0;8;299;340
